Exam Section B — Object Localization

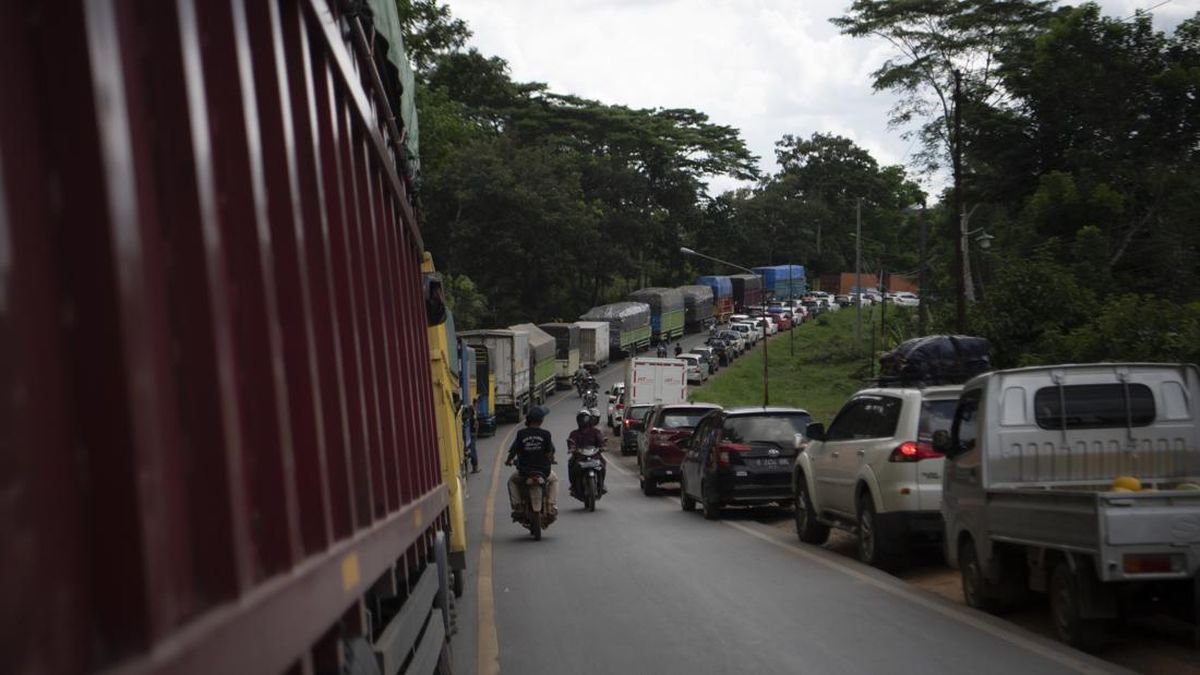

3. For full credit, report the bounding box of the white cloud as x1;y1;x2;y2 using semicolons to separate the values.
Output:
444;0;1198;196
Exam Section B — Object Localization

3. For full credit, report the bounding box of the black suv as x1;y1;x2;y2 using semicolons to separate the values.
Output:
679;407;812;520
620;403;654;455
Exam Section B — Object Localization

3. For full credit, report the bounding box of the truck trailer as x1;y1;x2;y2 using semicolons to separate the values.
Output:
576;321;612;373
628;288;686;345
460;330;533;423
510;322;558;404
540;322;582;389
697;275;735;323
677;285;715;332
2;2;458;673
580;302;652;357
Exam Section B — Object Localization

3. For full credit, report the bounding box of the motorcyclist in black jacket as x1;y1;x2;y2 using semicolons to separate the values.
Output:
567;408;607;498
505;406;558;519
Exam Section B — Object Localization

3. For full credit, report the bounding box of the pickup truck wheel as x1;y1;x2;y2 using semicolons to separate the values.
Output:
856;495;894;568
1050;562;1107;652
794;478;829;545
960;540;1001;613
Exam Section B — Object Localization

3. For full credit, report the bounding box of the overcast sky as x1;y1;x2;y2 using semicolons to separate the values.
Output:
443;0;1197;195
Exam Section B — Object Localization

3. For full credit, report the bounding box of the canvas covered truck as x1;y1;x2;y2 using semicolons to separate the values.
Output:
629;287;686;345
576;321;612;373
939;363;1200;651
678;285;715;333
511;322;557;404
754;264;807;301
2;1;460;672
730;274;764;312
540;322;581;389
460;330;532;423
581;302;652;357
696;275;734;324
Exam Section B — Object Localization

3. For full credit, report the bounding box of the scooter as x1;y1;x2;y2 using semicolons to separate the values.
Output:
510;466;556;540
569;446;604;512
582;387;598;410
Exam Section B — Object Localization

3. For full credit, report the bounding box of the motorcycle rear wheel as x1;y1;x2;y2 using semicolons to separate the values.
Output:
530;512;542;540
585;475;597;512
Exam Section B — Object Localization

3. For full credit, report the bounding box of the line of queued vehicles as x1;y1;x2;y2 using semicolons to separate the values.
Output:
622;331;1200;653
455;266;813;431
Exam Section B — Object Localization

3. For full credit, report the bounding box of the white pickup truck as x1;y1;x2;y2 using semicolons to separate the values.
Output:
939;363;1200;651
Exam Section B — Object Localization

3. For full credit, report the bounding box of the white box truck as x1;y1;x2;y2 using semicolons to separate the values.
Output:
624;357;688;408
577;321;611;373
459;329;531;423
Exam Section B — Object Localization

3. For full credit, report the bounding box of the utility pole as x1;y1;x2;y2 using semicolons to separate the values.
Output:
952;70;966;334
918;202;929;336
855;197;862;341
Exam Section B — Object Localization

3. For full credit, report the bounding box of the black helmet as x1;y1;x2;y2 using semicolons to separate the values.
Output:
576;408;591;428
526;406;546;424
587;408;601;426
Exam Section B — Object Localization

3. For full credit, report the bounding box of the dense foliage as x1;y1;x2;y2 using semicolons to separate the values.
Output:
400;0;1200;366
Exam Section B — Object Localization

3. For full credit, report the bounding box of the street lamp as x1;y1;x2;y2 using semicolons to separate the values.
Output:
680;246;770;407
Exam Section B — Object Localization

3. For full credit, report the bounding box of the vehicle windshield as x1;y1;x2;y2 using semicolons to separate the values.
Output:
661;409;712;428
722;413;812;446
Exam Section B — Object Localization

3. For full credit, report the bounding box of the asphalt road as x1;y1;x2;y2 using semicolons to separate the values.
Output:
450;331;1127;675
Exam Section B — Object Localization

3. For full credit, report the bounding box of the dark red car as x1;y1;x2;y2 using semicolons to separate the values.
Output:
637;403;722;495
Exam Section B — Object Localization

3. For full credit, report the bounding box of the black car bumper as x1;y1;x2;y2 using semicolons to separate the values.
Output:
710;470;792;504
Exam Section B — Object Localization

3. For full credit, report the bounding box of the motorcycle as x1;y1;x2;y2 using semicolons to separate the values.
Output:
582;388;598;409
509;465;556;540
569;446;604;512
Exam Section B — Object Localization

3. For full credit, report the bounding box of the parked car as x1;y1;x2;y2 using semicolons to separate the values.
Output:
639;403;722;495
678;353;708;384
792;385;963;568
731;322;759;346
606;382;626;428
718;330;746;356
835;294;852;307
621;403;655;456
680;407;813;520
757;317;778;336
704;338;731;366
893;292;919;307
690;345;719;374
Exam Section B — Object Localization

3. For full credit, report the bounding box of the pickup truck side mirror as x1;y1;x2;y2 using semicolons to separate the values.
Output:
804;422;825;442
794;433;805;450
931;430;951;455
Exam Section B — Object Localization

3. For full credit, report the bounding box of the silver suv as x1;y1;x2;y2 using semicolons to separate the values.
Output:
791;385;962;568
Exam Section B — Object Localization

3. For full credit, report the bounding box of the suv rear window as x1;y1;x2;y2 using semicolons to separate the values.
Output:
1034;384;1155;429
628;406;653;422
918;399;957;441
661;409;713;429
722;414;813;446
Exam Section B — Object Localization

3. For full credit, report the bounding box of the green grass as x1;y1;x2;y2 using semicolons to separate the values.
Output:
690;309;900;423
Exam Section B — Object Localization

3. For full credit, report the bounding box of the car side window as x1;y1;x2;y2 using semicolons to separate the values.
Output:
952;391;981;455
826;396;902;440
825;400;865;441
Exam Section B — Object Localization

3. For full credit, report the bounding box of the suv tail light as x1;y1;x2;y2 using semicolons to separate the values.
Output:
623;416;634;428
889;441;943;462
717;442;751;466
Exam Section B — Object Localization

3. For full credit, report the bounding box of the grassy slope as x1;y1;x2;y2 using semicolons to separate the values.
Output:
690;308;904;424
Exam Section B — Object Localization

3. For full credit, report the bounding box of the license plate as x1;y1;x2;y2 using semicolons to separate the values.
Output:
755;458;786;468
578;460;601;469
664;469;676;475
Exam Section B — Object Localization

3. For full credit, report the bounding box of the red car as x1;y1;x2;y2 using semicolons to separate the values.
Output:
638;402;722;495
768;312;793;330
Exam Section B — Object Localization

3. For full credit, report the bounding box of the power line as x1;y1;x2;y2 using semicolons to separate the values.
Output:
1121;0;1172;22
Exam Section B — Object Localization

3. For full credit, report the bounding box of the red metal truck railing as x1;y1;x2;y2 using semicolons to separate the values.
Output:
1;1;447;673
